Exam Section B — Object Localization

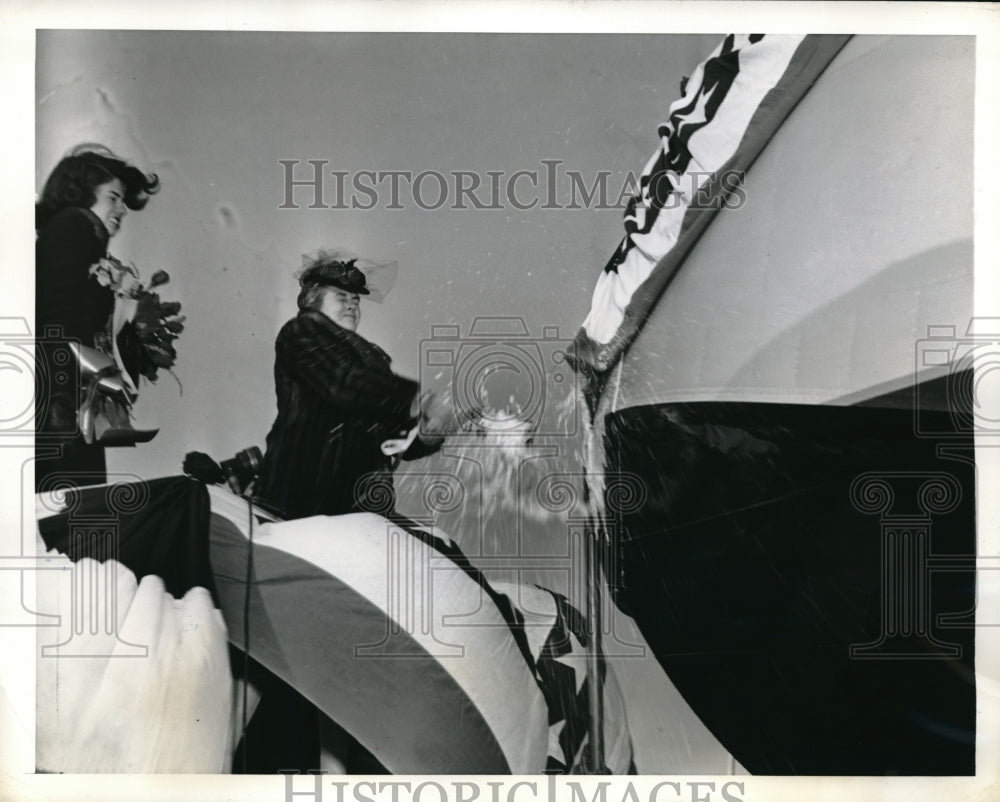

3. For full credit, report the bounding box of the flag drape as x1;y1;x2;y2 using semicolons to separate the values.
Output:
571;34;852;389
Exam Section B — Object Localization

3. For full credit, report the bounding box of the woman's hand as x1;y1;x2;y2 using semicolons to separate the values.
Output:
414;388;481;447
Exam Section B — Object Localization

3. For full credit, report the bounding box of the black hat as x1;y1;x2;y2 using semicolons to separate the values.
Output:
299;258;370;295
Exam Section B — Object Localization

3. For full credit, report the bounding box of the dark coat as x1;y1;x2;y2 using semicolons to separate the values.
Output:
35;207;112;489
36;207;112;348
257;309;421;519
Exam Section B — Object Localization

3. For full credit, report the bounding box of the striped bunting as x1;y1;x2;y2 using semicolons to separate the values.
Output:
492;581;635;774
208;492;549;774
571;34;851;381
208;486;634;774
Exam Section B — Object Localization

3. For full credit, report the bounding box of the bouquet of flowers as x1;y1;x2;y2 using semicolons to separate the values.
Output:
90;255;185;386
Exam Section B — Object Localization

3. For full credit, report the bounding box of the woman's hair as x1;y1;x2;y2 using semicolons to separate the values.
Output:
36;144;160;230
297;282;327;312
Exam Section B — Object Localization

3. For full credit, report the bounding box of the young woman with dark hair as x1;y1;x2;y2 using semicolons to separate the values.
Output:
35;144;161;490
35;143;160;230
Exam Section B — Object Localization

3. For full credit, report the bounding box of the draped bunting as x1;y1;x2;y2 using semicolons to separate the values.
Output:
34;479;633;774
571;34;851;387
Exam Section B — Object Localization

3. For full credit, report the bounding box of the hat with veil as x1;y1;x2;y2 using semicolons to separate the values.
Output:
294;247;398;304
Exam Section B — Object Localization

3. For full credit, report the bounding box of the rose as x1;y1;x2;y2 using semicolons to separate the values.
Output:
89;259;116;287
149;270;170;288
90;267;113;287
89;256;145;298
87;256;185;387
116;271;144;298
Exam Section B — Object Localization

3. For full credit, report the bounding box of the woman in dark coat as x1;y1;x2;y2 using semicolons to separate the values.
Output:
35;144;159;491
257;256;441;520
251;254;458;774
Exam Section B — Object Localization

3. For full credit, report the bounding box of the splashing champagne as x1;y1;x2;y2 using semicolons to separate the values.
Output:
435;392;590;552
